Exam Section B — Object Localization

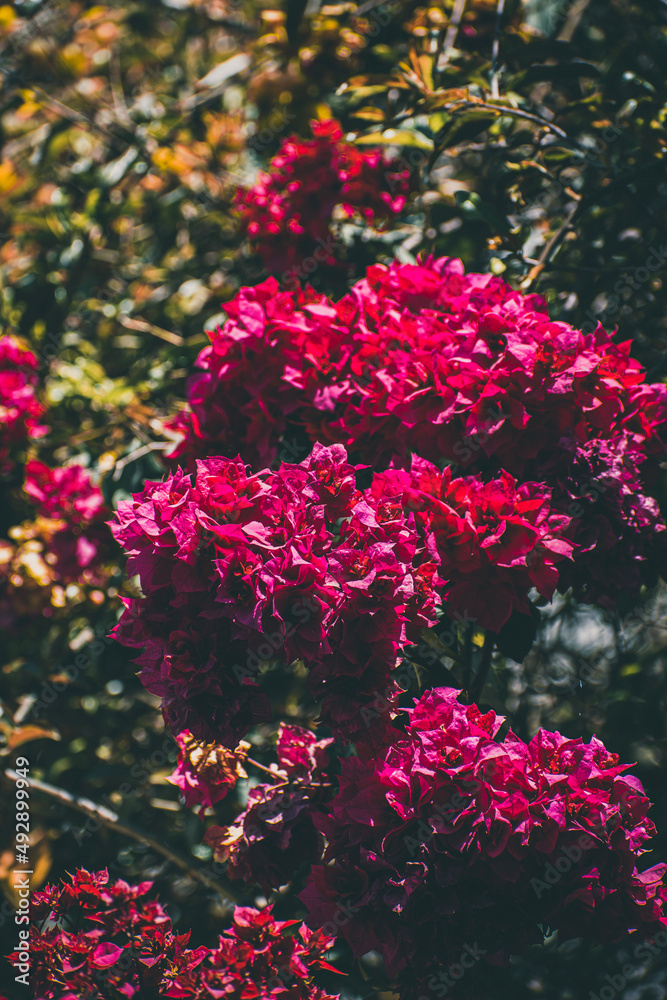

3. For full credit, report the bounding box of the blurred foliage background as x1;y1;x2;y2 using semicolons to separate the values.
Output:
0;0;666;997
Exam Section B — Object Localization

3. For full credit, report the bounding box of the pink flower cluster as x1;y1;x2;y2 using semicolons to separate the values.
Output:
169;258;666;474
0;462;114;629
167;257;667;603
111;444;572;746
15;868;339;1000
110;444;435;746
0;334;47;475
25;460;108;523
23;461;112;585
557;431;667;605
204;723;333;892
301;687;667;992
236;120;410;280
371;458;573;633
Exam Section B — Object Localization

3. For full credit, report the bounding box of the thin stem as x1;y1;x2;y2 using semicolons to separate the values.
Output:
520;198;580;291
246;757;284;780
444;0;467;52
557;0;592;43
438;0;467;70
470;632;495;704
462;625;474;696
109;47;133;130
490;0;506;99
118;314;184;347
5;769;237;904
474;102;569;139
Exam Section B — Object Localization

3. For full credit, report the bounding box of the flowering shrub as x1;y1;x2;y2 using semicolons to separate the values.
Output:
0;334;47;476
2;4;667;999
204;723;333;891
16;868;339;999
167;258;667;604
110;443;435;745
301;687;667;994
236;120;410;281
110;443;573;746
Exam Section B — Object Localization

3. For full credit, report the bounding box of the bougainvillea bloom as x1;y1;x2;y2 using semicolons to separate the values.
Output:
162;904;340;999
24;460;108;524
556;432;667;606
168;730;249;817
205;723;333;891
16;868;339;999
168;258;666;475
0;334;47;474
22;462;111;583
110;444;435;746
0;463;115;628
237;119;410;280
111;445;572;746
301;687;667;994
371;458;573;631
167;258;666;604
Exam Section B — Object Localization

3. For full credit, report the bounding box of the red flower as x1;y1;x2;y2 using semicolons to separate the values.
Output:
0;335;47;475
14;868;340;1000
111;445;575;743
23;461;112;583
25;461;108;524
167;258;666;605
236;119;410;279
111;446;443;746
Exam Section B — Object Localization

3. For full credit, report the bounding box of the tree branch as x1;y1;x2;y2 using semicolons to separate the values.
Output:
5;769;238;905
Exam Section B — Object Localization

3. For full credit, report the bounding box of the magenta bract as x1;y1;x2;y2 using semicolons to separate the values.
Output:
111;444;572;746
301;688;667;989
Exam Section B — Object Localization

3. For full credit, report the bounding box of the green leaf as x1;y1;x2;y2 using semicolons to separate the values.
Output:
434;110;499;150
355;129;434;150
542;145;577;163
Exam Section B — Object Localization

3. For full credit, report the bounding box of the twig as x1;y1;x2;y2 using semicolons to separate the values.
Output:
13;695;38;725
520;198;580;290
246;757;284;780
474;102;568;139
31;87;130;156
521;260;654;273
462;623;474;696
557;0;592;43
110;47;133;130
118;315;184;346
5;769;237;904
432;101;569;147
490;0;506;99
112;442;170;480
438;0;466;69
